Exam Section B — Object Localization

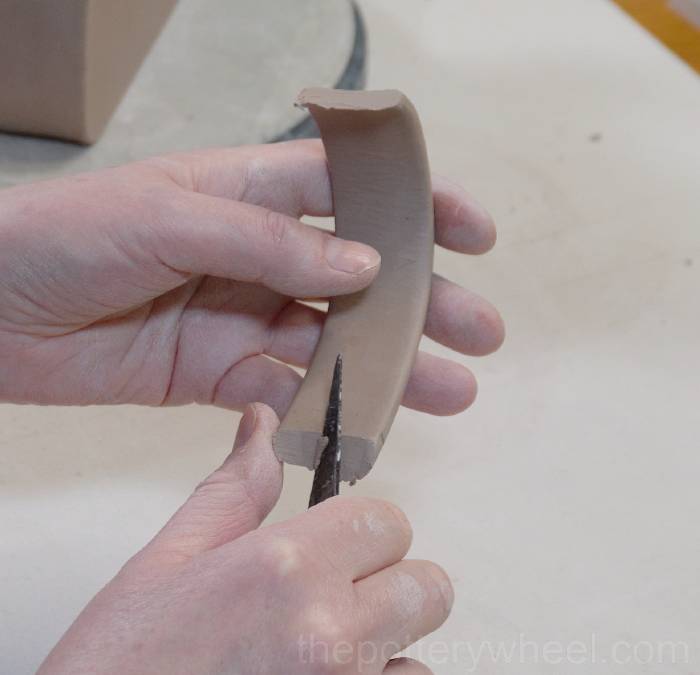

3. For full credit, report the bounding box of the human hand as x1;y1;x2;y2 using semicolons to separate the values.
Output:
38;404;450;675
0;140;503;414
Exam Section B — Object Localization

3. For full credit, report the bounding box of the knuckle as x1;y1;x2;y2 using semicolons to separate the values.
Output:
139;155;194;189
257;535;307;581
261;208;291;248
303;607;352;644
193;469;226;493
240;154;269;201
191;471;250;511
319;496;413;544
366;498;413;543
296;606;359;672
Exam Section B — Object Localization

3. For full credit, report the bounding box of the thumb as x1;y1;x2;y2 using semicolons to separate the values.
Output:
157;190;381;298
142;403;283;565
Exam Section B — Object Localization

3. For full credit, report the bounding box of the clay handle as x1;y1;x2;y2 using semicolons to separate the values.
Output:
274;88;434;482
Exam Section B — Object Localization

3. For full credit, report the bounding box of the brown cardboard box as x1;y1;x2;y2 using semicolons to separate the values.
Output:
0;0;177;144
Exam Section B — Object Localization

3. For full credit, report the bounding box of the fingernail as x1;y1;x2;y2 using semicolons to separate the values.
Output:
325;238;380;274
234;404;258;449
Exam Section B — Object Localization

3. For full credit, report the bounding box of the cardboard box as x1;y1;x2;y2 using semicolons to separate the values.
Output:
0;0;177;144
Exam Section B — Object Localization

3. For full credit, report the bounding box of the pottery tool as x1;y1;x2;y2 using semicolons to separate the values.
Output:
308;354;343;507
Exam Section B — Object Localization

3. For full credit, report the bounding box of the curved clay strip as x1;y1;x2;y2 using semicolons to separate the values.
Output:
274;88;434;482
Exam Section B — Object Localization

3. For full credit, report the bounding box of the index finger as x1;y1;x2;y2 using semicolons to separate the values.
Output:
165;140;497;255
255;495;413;581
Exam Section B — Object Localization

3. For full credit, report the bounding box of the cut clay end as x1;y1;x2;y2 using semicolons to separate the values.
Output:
275;430;377;482
297;87;405;112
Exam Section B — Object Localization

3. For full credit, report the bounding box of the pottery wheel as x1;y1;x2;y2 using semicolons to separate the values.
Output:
0;0;365;188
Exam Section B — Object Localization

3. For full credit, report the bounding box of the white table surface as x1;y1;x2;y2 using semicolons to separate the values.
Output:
2;1;699;673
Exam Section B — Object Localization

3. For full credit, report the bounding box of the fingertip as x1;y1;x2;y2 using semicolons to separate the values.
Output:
462;299;506;357
248;402;281;433
225;403;280;468
472;212;498;254
432;174;497;254
144;403;283;563
426;276;505;357
423;560;455;613
482;305;506;355
447;364;478;415
403;353;478;416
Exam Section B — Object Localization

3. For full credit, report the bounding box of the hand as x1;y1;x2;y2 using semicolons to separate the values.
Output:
0;140;503;414
38;404;451;675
